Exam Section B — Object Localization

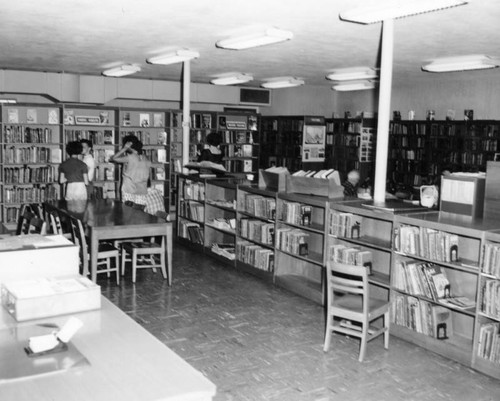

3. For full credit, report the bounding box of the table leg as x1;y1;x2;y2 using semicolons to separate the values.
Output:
90;230;99;283
166;224;173;286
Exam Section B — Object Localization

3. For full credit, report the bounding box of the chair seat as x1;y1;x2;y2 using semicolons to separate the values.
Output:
332;294;390;316
99;242;119;253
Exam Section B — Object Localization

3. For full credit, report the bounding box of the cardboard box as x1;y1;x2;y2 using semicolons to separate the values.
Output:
1;276;101;321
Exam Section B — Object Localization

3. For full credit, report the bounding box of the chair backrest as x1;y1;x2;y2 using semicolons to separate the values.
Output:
326;261;369;313
27;216;47;235
68;217;89;272
16;210;35;235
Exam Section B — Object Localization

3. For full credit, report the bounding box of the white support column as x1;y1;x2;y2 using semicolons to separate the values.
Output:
182;60;191;174
373;19;394;203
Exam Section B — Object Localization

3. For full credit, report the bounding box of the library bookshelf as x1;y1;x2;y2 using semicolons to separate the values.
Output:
236;185;276;281
1;104;63;228
392;211;500;371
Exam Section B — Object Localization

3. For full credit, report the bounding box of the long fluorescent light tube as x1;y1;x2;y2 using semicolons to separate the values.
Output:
0;99;17;104
147;49;199;65
422;54;499;72
340;0;467;24
332;80;376;91
217;27;293;50
326;67;378;81
210;73;253;85
261;77;304;89
102;64;141;77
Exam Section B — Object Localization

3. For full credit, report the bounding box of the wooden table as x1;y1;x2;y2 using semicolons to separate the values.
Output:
0;297;216;401
47;199;172;284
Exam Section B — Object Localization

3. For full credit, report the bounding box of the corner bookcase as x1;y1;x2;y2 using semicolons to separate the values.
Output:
1;104;63;227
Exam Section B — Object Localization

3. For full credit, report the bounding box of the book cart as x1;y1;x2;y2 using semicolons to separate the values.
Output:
392;211;500;370
1;104;63;228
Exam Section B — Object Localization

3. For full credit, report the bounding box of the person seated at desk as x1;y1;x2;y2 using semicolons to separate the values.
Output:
342;169;360;198
59;141;89;201
111;135;151;206
198;132;224;165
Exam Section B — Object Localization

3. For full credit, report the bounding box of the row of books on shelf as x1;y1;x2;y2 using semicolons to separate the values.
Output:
91;182;116;199
463;139;498;152
390;122;428;136
171;142;182;158
183;181;205;201
179;200;204;222
211;243;235;260
3;165;57;184
291;168;340;181
95;165;115;182
328;133;359;147
120;130;167;145
3;184;60;205
225;144;253;158
477;322;500;364
328;244;372;273
206;199;235;209
236;241;274;272
240;194;276;220
276;228;309;256
390;149;424;161
179;220;204;244
482;243;500;277
394;225;460;264
189;129;213;144
142;148;167;163
4;126;58;144
207;217;236;233
391;293;453;340
239;219;274;245
150;167;166;181
482;279;500;319
328;211;361;238
65;129;114;145
3;206;21;223
281;202;313;227
3;146;62;164
390;136;426;148
221;130;255;144
223;159;254;173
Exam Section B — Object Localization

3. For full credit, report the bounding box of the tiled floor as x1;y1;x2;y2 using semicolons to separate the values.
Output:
99;246;500;401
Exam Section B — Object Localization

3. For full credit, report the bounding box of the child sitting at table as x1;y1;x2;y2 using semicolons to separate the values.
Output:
59;141;89;201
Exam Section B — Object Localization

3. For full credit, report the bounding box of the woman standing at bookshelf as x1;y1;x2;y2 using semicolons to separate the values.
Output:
59;141;89;201
111;135;151;205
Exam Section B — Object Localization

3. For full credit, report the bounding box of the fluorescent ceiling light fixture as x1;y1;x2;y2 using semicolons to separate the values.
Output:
0;98;17;104
422;54;500;72
326;67;378;81
216;27;293;50
147;49;199;65
210;73;253;85
102;64;141;77
340;0;467;24
261;77;304;89
332;80;377;91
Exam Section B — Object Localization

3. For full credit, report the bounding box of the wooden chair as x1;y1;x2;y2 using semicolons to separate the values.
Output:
323;261;390;362
69;216;120;283
44;204;73;239
120;236;168;284
16;208;47;235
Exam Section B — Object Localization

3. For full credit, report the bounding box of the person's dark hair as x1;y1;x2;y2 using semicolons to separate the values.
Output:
206;132;222;147
80;139;93;150
66;141;83;156
122;134;143;155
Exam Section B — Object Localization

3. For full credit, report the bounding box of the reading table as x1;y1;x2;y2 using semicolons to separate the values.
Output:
46;199;173;284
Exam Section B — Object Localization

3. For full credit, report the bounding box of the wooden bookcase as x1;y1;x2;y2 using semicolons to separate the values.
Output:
473;229;500;379
325;118;376;183
274;192;330;305
260;115;325;172
63;105;119;200
391;211;500;370
0;104;63;228
118;108;171;211
235;185;276;281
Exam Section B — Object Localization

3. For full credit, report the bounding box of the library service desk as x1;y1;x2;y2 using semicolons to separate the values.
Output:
0;235;216;401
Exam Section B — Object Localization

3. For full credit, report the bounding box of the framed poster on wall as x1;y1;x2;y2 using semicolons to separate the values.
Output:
302;116;326;162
